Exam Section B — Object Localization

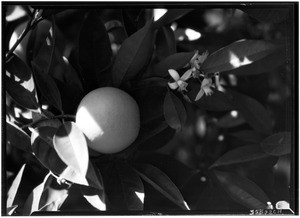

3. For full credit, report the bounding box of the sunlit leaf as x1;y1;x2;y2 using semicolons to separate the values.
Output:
31;126;67;175
22;173;52;215
163;91;187;130
6;121;32;152
7;164;26;208
6;55;39;110
53;122;89;177
112;19;154;87
210;145;269;168
202;40;281;74
154;9;194;29
156;26;176;60
228;90;273;134
103;162;144;210
82;193;106;211
261;132;291;156
214;170;270;209
31;61;63;112
7;205;18;215
135;163;190;210
152;52;194;78
222;49;286;75
79;12;112;89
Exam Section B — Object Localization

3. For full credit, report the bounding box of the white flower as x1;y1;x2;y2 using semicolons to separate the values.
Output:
190;50;209;70
168;68;193;92
195;78;214;101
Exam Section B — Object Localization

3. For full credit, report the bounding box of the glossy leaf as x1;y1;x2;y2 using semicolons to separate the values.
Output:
156;26;176;60
82;193;106;211
6;121;32;152
79;12;112;89
135;153;199;189
22;173;52;215
154;9;193;29
31;126;65;168
216;111;245;128
201;40;280;74
222;49;286;76
229;90;273;134
112;19;154;87
135;163;189;210
31;112;61;129
6;55;39;110
164;91;187;130
53;122;89;177
241;8;289;23
86;162;104;191
7;164;26;208
31;61;63;112
261;132;291;156
188;83;235;111
7;205;18;215
210;145;269;168
152;52;195;78
103;163;144;210
214;170;270;209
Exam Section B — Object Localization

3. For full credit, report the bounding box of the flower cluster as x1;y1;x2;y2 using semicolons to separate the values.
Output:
167;50;215;101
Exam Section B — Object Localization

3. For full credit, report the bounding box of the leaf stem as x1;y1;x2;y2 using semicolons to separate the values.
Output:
21;114;76;129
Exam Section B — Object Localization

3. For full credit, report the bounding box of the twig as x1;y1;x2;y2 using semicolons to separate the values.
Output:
21;114;76;129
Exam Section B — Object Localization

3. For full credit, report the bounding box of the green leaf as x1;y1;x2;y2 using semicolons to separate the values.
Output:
156;26;176;61
7;164;26;208
229;90;273;134
112;19;154;86
134;163;190;210
79;12;112;89
154;9;193;29
210;145;269;168
31;126;67;175
6;121;32;153
188;83;235;111
81;192;106;211
152;52;195;78
7;205;18;215
216;111;245;128
260;132;291;156
241;8;289;24
213;170;270;209
201;40;281;74
31;61;63;112
135;153;199;189
86;162;104;191
6;55;39;110
53;122;89;177
222;49;286;76
230;130;262;143
23;173;68;215
163;91;187;130
103;162;144;210
22;173;52;215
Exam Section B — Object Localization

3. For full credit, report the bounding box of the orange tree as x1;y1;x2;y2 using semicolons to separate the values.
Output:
4;4;296;215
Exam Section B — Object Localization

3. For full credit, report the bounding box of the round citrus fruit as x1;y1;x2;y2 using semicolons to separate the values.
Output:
75;87;140;154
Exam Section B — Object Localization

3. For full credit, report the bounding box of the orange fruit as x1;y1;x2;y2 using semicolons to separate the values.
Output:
75;87;140;154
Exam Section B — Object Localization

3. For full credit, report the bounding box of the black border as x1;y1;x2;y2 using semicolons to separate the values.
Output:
1;1;299;216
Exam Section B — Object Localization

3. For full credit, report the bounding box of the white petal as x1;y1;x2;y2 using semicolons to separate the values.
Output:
181;69;193;81
168;82;179;90
168;69;180;81
203;87;213;96
195;89;204;101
